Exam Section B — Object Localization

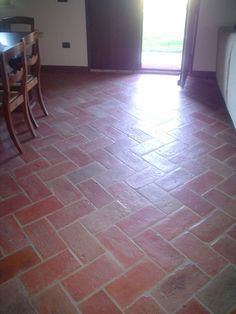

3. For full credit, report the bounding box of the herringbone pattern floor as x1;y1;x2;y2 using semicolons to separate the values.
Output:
0;71;236;314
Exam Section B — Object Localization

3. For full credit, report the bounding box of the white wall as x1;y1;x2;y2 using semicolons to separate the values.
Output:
1;0;236;70
193;0;236;71
0;0;88;66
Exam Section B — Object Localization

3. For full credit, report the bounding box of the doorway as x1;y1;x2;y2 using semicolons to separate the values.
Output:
142;0;188;71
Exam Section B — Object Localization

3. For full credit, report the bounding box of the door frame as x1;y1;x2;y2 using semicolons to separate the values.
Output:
179;0;201;87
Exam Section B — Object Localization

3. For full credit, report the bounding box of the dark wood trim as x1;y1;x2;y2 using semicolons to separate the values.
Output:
190;70;216;79
41;65;89;72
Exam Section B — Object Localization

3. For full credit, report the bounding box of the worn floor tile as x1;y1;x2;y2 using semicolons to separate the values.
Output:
152;264;208;312
197;265;236;314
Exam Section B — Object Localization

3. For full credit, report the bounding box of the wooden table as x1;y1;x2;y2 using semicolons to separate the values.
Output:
0;32;28;52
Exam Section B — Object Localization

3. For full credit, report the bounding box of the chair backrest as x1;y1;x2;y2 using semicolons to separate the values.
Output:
0;42;27;102
0;16;35;32
22;31;41;73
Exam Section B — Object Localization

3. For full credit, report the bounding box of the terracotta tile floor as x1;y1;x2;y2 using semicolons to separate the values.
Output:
0;71;236;314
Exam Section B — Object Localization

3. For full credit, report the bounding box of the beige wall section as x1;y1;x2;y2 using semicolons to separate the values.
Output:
0;0;88;66
193;0;236;71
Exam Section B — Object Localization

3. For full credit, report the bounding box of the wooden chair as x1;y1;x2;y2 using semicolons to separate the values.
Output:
0;16;35;32
0;42;36;153
22;31;48;128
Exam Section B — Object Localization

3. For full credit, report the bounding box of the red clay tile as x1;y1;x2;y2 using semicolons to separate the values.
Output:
31;134;64;149
200;155;233;177
0;194;30;218
187;142;212;159
0;215;29;253
67;161;106;185
33;285;78;314
152;264;208;312
14;158;50;178
79;179;113;208
106;259;164;308
79;137;114;153
90;149;123;169
0;247;40;284
17;174;51;202
180;159;207;176
97;226;144;267
81;201;131;234
54;134;88;152
117;206;166;237
126;166;163;189
134;230;185;271
108;182;150;211
191;112;216;124
1;69;236;314
197;265;236;313
38;145;67;164
173;232;227;276
125;296;165;314
39;161;77;181
217;174;236;196
143;151;177;173
204;189;236;218
63;254;122;301
228;225;236;240
157;141;188;159
190;210;234;242
60;222;104;264
79;291;122;314
0;174;21;198
78;124;101;140
48;176;82;205
131;138;163;156
175;299;210;314
139;183;182;213
21;250;80;294
210;144;236;161
36;122;55;137
194;130;225;147
156;168;193;191
24;219;65;258
114;150;149;172
203;121;228;135
15;196;63;225
171;187;215;216
153;207;200;240
212;235;236;264
185;171;223;194
0;279;22;310
106;138;139;155
48;199;96;230
20;145;41;163
64;146;93;166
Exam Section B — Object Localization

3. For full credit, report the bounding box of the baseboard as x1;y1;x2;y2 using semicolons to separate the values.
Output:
190;71;216;79
41;65;89;72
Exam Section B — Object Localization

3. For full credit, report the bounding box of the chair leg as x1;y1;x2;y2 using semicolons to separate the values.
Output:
27;95;39;128
22;99;37;138
36;80;48;116
4;108;23;154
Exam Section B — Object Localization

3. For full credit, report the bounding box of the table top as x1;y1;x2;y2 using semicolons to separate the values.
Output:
0;32;29;52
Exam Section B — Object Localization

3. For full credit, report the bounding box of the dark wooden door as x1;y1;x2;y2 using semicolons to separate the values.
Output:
179;0;201;87
85;0;143;70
